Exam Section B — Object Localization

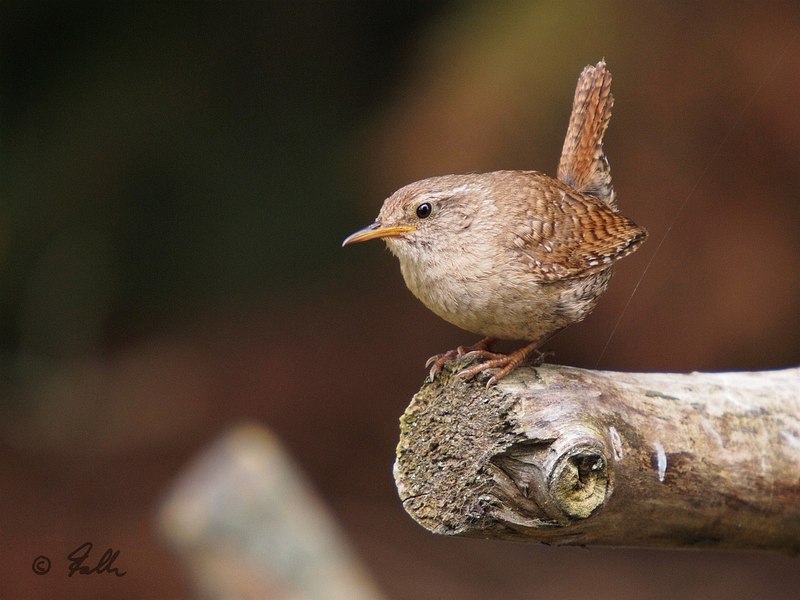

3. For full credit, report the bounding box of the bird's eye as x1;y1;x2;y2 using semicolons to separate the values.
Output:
416;202;432;219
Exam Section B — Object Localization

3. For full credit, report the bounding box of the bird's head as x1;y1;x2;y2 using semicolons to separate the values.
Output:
342;174;488;260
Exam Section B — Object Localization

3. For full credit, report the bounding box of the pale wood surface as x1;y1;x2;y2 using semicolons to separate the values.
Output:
394;362;800;553
159;424;385;600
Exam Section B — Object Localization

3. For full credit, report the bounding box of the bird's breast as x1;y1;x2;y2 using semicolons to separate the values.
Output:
396;248;588;340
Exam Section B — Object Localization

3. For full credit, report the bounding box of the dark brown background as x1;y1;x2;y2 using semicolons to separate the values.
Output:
2;2;799;598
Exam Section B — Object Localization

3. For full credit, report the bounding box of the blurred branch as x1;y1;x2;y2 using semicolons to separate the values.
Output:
159;424;384;600
394;363;800;553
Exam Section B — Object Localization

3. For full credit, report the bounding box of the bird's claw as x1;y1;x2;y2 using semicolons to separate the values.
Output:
427;337;546;386
455;340;548;386
425;338;497;381
426;348;461;380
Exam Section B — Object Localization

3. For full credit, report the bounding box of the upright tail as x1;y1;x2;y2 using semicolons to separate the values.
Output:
557;60;616;210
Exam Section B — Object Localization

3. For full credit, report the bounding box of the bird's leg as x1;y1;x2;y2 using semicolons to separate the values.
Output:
425;337;496;380
457;338;547;387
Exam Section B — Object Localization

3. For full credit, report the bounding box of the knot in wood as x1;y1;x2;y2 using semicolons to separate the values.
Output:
547;441;609;519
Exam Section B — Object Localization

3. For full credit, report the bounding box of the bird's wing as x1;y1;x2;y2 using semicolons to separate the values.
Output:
512;188;646;282
557;61;616;210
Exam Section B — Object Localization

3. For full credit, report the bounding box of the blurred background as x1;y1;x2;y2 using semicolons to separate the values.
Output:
2;1;799;598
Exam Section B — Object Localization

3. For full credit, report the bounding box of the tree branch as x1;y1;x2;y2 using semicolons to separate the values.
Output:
160;424;385;599
394;362;800;553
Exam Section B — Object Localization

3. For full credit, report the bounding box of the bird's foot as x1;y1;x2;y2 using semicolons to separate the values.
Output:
425;337;496;380
457;340;547;387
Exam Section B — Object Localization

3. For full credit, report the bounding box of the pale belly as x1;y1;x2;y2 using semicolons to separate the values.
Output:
399;259;613;341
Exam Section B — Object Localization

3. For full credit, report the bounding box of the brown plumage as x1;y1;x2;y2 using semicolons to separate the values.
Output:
558;61;616;206
343;61;646;385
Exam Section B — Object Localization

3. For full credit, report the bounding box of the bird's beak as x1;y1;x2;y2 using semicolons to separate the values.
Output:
342;222;416;247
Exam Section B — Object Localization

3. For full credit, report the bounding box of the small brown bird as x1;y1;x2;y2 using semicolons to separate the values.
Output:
343;61;646;385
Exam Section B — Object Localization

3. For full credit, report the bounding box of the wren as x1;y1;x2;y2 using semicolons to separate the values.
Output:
343;61;646;385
